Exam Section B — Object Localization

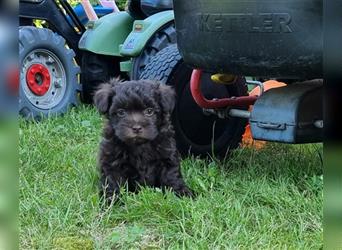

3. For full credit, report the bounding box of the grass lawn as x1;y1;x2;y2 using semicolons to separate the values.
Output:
19;106;323;249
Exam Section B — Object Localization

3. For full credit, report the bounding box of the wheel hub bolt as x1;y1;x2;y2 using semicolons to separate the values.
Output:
54;80;62;88
46;57;54;65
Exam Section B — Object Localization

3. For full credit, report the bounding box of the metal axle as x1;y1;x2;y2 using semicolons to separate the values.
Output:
203;108;251;119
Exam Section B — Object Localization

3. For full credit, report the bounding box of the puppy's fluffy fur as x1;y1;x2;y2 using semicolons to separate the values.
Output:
94;79;193;203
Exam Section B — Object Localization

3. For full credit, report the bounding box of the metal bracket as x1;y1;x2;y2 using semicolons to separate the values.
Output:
246;79;265;96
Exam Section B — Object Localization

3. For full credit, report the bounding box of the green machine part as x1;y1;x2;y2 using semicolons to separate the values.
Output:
120;10;174;57
79;10;174;58
78;12;134;56
79;10;174;74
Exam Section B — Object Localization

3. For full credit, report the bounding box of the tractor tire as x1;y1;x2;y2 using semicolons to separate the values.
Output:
80;51;121;104
140;45;248;158
130;22;176;80
19;26;80;120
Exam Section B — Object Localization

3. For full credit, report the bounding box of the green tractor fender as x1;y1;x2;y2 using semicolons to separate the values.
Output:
78;10;174;57
78;12;134;56
120;10;174;57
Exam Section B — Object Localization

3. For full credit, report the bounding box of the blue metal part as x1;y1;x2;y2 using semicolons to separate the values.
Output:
70;4;114;25
250;80;323;143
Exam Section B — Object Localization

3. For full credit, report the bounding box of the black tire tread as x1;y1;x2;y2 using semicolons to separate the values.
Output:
140;45;181;83
131;22;177;80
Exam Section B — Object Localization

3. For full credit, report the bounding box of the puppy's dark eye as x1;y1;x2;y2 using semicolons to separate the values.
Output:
144;108;154;116
116;109;126;117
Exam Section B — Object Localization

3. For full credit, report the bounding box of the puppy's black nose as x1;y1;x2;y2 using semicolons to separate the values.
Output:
132;125;142;134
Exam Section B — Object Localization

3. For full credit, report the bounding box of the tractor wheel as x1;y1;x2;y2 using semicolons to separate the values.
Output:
19;26;80;120
140;45;248;158
130;22;176;80
80;51;121;104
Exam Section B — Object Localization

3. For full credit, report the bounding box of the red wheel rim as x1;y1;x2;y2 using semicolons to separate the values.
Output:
26;63;51;96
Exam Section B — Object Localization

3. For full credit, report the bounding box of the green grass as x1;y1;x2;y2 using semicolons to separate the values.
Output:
19;106;323;249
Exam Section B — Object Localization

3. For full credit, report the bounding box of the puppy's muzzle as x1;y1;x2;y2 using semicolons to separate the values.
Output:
132;125;142;134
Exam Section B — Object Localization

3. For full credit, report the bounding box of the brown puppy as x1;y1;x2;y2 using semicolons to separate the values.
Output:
94;78;193;203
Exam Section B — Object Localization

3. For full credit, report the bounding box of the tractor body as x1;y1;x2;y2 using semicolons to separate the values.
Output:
19;0;177;114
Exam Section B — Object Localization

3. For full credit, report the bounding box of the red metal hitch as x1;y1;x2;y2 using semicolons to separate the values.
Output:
190;69;258;109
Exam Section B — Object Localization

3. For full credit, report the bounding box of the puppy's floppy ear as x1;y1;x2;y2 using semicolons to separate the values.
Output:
93;83;115;114
158;83;176;113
